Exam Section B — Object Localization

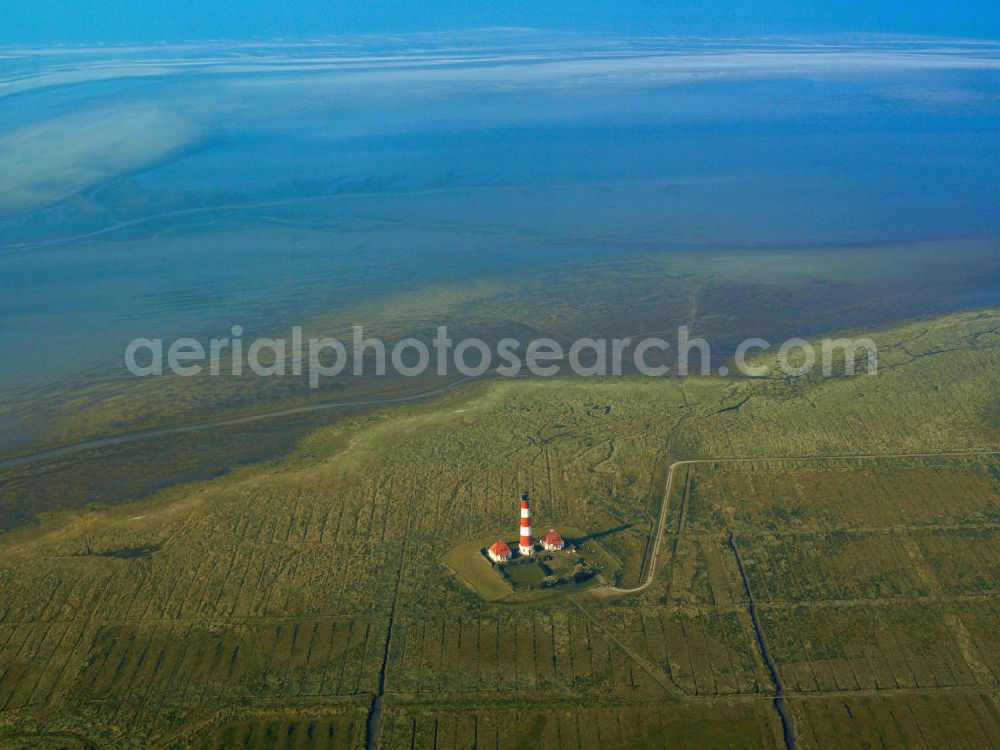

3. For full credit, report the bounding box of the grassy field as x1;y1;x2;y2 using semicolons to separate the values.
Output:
0;309;997;747
441;538;513;602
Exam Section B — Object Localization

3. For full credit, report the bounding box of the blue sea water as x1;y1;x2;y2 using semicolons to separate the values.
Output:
0;33;998;397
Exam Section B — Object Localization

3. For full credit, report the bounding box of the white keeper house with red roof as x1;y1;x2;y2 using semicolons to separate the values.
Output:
487;539;512;563
541;529;565;551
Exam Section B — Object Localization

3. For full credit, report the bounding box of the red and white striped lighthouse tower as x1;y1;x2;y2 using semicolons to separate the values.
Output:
518;491;534;555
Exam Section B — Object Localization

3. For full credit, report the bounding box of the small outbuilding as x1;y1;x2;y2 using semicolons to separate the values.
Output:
487;540;512;563
541;529;565;551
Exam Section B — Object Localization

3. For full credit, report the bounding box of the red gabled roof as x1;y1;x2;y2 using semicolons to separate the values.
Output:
489;540;511;557
543;529;564;546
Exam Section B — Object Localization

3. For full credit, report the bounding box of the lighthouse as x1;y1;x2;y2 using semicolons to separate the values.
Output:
519;491;534;555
